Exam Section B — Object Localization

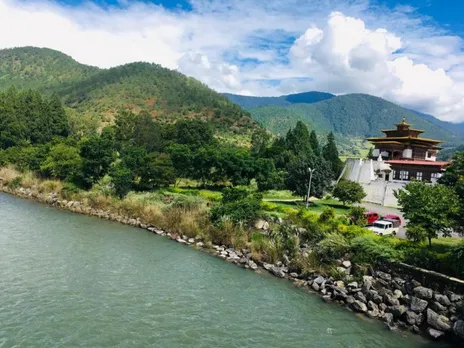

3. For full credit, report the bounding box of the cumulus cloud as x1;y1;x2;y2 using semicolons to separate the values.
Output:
0;0;464;121
288;12;464;122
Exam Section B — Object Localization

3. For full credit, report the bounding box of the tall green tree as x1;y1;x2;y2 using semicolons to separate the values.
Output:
309;130;321;157
286;121;312;156
79;127;116;187
323;132;343;178
40;143;82;181
251;128;271;156
139;153;176;190
439;151;464;234
395;181;460;247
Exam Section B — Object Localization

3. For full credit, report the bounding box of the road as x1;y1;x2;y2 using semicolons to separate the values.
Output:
359;202;463;240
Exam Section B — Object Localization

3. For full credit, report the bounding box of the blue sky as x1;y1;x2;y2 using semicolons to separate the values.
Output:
1;0;464;122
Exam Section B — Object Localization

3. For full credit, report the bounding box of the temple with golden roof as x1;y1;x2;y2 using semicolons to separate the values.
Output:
366;117;450;182
338;118;450;207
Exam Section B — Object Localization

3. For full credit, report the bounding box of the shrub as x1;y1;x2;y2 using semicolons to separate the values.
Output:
209;217;247;247
7;176;22;189
342;225;371;240
210;188;262;226
318;207;335;223
38;179;63;194
61;182;81;200
271;223;300;258
332;180;366;205
315;233;351;262
348;206;366;226
351;236;404;264
0;166;20;185
19;171;38;189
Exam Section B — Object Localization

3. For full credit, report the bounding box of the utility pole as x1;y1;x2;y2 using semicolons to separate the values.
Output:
306;167;315;208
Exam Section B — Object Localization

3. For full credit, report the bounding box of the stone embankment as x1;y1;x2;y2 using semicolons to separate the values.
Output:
1;185;463;344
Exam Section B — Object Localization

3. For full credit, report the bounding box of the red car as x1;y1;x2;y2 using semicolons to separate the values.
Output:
364;211;380;225
381;214;402;225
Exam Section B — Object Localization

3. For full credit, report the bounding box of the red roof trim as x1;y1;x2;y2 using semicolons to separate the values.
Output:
385;160;450;166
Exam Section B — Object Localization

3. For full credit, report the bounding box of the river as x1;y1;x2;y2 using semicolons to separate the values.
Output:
0;193;452;347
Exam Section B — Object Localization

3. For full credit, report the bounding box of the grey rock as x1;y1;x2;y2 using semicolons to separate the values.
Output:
346;296;355;305
405;311;419;326
434;294;451;307
188;238;195;244
453;320;464;340
248;260;258;270
314;276;325;285
413;286;433;300
383;313;394;325
322;295;332;303
410;296;428;313
368;301;379;311
362;279;372;292
352;300;368;313
394;289;403;298
379;303;388;312
347;281;358;288
355;292;367;303
376;271;392;282
342;260;352;268
427;328;445;339
393;277;406;286
239;257;247;264
334;280;345;288
276;261;283;267
427;308;451;332
271;266;286;278
447;292;462;303
312;282;320;292
373;278;389;290
367;309;380;318
263;263;273;271
430;301;447;315
290;272;299;278
384;293;400;306
196;241;204;247
389;305;407;318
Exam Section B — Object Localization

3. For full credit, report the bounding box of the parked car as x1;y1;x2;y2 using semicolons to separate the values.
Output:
367;219;400;236
364;211;380;225
381;214;402;225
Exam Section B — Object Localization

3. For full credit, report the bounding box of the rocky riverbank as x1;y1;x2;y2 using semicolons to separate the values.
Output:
1;184;463;344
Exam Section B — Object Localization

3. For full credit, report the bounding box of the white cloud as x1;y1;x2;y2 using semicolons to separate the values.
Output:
285;11;464;122
0;0;464;122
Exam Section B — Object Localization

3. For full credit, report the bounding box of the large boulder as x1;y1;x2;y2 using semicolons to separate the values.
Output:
427;328;445;339
352;300;368;313
384;293;400;306
376;271;392;282
271;266;286;278
410;296;428;313
388;305;407;318
427;308;451;332
434;294;451;307
454;320;464;340
413;286;433;300
314;276;325;285
355;292;367;303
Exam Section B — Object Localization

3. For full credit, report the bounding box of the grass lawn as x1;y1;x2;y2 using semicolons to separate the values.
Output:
263;198;350;216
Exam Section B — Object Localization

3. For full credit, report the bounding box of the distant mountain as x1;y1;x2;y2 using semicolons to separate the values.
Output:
223;91;335;109
437;144;464;161
0;47;256;134
225;92;463;146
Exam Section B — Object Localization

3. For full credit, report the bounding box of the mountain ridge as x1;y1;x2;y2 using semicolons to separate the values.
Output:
224;91;464;146
0;47;256;134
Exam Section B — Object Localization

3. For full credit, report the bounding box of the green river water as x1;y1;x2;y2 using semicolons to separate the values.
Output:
0;193;452;347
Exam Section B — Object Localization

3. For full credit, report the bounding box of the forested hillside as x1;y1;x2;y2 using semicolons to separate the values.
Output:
0;47;255;134
236;93;462;146
223;91;334;109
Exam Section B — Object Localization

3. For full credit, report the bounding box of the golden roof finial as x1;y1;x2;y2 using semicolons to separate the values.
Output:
401;116;406;124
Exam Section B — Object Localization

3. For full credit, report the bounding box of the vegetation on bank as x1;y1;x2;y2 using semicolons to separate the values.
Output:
1;88;464;282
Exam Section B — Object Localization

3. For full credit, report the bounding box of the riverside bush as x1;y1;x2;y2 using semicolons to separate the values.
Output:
351;236;404;264
315;233;350;262
210;188;262;226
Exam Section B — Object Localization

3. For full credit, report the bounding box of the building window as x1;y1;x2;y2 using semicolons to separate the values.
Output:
391;170;396;180
399;170;409;180
431;172;441;180
416;172;423;181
